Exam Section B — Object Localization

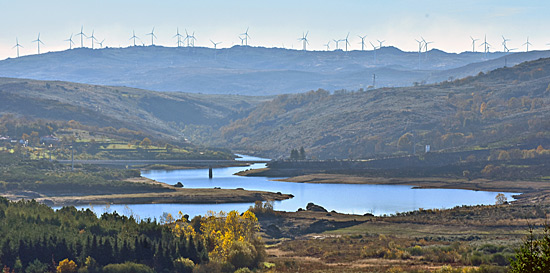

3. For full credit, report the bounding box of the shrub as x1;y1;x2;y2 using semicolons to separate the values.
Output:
57;258;78;273
173;257;194;273
25;259;48;273
227;241;257;269
102;262;154;273
234;268;253;273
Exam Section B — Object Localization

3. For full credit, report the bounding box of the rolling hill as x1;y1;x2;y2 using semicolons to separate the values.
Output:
1;46;548;96
219;58;550;159
0;77;266;142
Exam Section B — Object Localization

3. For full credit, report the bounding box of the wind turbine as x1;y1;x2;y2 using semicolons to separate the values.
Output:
76;26;87;48
333;39;341;50
13;38;23;58
369;41;379;63
358;35;367;51
470;36;479;52
523;37;532;52
184;30;196;47
323;41;330;51
32;33;44;54
298;31;309;51
64;34;75;50
184;29;191;47
479;35;490;58
415;38;424;67
343;32;350;51
174;28;184;47
97;39;105;48
422;37;434;60
210;40;222;49
88;30;98;49
239;36;245;46
240;27;250;46
146;27;157;46
130;30;140;46
501;36;510;52
377;39;385;49
189;32;196;47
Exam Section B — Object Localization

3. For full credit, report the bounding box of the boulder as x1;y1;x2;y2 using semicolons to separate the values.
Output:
306;202;328;212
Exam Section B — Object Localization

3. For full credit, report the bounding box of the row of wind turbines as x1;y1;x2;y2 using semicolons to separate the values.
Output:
10;26;545;58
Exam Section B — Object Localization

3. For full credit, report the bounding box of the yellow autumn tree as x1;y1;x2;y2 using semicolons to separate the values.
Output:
172;211;197;238
57;258;77;273
200;210;260;261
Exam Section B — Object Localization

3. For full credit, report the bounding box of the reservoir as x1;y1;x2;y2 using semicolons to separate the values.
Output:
72;155;519;220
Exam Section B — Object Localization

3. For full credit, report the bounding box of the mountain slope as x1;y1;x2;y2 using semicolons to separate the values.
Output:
219;58;550;159
0;46;534;95
0;77;266;142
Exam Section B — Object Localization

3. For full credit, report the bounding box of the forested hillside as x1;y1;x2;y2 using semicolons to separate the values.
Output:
220;58;550;159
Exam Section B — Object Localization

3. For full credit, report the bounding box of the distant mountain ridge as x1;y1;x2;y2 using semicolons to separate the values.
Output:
1;45;548;95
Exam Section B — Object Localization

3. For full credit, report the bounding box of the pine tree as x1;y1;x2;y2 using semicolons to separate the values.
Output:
299;147;306;160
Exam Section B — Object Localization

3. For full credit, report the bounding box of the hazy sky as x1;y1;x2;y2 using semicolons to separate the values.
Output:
0;0;548;59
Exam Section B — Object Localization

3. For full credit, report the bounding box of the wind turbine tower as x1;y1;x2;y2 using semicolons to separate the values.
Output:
415;38;424;68
479;35;490;58
333;39;341;50
358;35;367;51
130;30;140;46
377;39;385;49
470;36;479;52
97;39;105;48
13;38;23;58
146;27;157;46
323;41;330;51
76;26;87;48
174;28;184;47
298;31;309;51
523;37;532;52
369;41;379;63
421;37;434;60
32;33;44;54
241;27;251;46
64;34;75;50
88;30;98;49
344;32;350;51
189;32;196;47
501;36;510;52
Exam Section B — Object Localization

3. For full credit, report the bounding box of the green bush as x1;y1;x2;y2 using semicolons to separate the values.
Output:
227;241;257;269
102;262;154;273
25;259;48;273
234;268;253;273
173;257;194;273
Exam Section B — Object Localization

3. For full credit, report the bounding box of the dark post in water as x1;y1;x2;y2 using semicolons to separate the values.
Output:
209;166;213;179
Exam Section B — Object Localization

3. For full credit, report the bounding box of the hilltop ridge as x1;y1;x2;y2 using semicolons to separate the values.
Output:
1;45;547;95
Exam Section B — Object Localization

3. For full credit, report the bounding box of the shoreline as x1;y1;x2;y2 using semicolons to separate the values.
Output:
4;176;293;207
34;188;292;206
237;168;550;202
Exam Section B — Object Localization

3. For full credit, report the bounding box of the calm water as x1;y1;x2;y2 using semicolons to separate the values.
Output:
66;155;519;220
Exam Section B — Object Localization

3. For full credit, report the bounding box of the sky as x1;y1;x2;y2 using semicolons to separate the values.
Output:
0;0;549;59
